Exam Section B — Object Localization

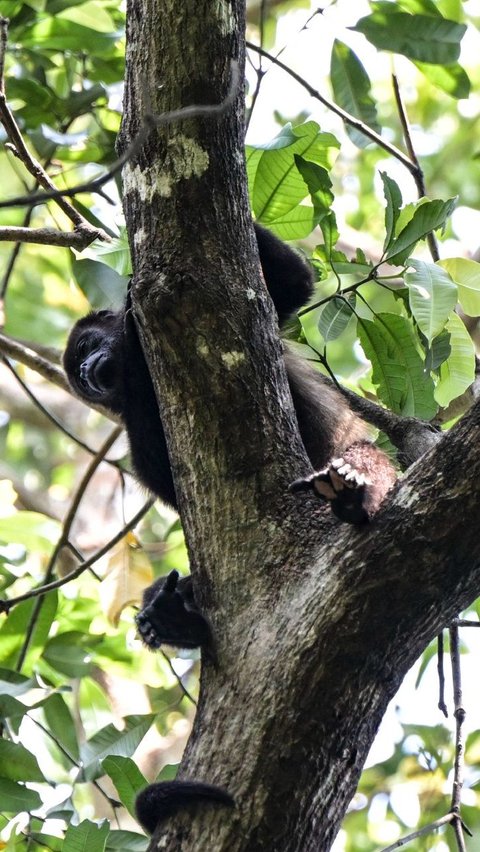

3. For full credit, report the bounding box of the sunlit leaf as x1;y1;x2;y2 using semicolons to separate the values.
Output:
434;313;475;407
358;313;437;417
438;257;480;317
353;11;466;65
63;819;109;852
102;755;148;816
405;259;457;342
330;41;380;148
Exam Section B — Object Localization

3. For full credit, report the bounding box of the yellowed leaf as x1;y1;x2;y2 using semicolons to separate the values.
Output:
100;533;153;626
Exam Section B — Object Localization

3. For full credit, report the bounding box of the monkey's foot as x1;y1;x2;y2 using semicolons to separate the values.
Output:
290;457;372;524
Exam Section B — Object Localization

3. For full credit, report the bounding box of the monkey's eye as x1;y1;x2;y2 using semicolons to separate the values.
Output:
76;338;89;359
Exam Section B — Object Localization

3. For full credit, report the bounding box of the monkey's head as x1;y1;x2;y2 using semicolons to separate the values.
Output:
63;310;125;415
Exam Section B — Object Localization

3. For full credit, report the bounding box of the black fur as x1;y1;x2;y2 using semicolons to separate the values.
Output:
63;224;312;509
64;223;395;650
135;780;234;835
135;570;211;650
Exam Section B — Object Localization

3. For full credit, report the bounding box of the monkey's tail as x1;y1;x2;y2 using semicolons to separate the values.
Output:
135;780;235;834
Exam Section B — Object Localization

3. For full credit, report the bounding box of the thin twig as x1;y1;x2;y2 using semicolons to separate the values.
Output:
246;42;418;179
380;812;455;851
437;631;448;717
391;73;439;261
0;17;8;96
245;0;268;133
161;650;198;706
0;60;239;211
449;623;470;850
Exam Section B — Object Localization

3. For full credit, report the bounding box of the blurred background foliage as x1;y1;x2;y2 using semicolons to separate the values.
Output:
0;0;480;849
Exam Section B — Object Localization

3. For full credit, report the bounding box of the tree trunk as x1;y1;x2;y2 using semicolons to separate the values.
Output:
119;1;480;850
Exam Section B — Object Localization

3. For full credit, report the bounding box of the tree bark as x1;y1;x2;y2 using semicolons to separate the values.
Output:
119;2;480;850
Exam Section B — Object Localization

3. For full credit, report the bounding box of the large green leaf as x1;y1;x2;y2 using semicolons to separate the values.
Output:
0;740;45;783
43;693;80;762
358;313;437;418
353;11;466;65
81;714;156;781
102;755;148;816
434;313;475;407
405;259;457;342
42;631;102;678
330;41;380;148
0;778;42;813
63;819;109;852
438;257;480;317
414;61;470;98
22;18;118;54
0;595;58;672
384;197;457;265
247;121;339;224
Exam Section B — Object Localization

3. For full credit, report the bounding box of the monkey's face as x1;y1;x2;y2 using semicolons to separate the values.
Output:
63;310;125;416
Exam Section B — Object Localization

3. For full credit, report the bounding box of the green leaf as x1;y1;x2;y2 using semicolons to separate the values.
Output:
0;740;45;783
358;313;437;418
294;156;333;215
438;257;480;316
385;197;457;265
318;295;356;342
0;512;60;552
319;211;340;262
57;1;115;33
261;205;323;241
0;595;58;672
105;831;148;851
43;693;80;762
0;777;42;813
353;11;466;65
71;257;128;310
425;329;451;372
85;230;132;276
81;714;156;781
0;669;38;697
102;755;148;816
247;121;339;225
380;172;403;253
330;41;380;148
405;259;457;342
434;313;475;407
63;819;109;852
414;61;471;98
22;18;118;54
42;632;100;678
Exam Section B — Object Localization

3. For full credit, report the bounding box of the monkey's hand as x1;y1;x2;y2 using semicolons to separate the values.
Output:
289;440;396;524
136;570;212;650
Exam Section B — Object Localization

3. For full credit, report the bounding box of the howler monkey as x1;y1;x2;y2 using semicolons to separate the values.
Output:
64;223;395;651
64;224;395;837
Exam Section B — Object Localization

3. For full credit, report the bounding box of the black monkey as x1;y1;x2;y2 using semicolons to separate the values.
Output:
64;224;394;837
64;223;395;649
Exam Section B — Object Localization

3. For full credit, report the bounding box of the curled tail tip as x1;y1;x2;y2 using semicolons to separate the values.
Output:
135;780;234;834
